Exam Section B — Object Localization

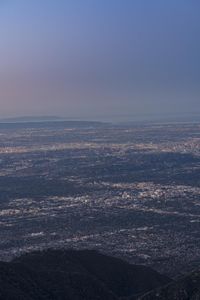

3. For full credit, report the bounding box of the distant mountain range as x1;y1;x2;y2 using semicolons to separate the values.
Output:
0;249;171;300
0;117;105;129
0;116;65;123
1;112;200;124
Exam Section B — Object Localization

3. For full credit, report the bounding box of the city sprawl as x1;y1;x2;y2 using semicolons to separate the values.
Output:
0;121;200;276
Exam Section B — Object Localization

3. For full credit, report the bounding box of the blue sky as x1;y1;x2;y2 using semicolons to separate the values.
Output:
0;0;199;120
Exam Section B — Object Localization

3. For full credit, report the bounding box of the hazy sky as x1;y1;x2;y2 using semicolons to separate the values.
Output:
0;0;200;120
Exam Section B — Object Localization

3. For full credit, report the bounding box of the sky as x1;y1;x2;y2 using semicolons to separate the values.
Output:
0;0;200;121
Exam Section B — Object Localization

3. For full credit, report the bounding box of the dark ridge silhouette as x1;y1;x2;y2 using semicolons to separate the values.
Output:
0;249;171;300
138;268;200;300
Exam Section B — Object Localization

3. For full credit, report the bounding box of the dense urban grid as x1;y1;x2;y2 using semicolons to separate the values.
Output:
0;121;200;277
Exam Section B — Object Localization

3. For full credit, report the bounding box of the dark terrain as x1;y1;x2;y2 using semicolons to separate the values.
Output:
139;269;200;300
0;249;200;300
0;249;171;300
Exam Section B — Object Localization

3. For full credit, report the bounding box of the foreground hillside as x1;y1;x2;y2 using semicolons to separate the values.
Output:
0;249;170;300
139;269;200;300
1;249;200;300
